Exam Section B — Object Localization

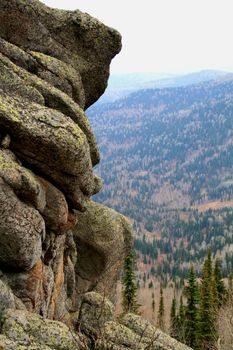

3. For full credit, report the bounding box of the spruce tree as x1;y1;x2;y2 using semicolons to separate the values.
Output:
122;250;139;313
199;250;217;349
178;295;186;344
170;292;179;339
185;265;199;349
157;285;165;331
214;258;226;307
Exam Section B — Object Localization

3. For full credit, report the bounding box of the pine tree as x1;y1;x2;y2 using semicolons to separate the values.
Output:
157;285;165;331
214;259;226;307
199;250;217;349
122;250;139;313
185;265;199;349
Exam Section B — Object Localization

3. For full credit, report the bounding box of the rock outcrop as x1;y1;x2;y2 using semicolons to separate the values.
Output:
0;1;192;349
0;294;191;350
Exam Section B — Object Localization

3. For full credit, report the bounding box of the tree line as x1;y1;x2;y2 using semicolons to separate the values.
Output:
168;250;232;349
122;249;233;349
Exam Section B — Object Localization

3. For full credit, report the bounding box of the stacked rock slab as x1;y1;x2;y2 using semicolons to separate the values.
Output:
0;0;128;321
0;1;192;349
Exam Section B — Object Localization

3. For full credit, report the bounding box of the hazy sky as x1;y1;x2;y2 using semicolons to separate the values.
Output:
42;0;233;75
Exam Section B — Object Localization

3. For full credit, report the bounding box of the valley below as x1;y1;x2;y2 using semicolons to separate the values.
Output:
87;71;233;324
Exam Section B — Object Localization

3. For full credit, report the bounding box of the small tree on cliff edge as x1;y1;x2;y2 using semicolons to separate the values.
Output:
122;250;139;314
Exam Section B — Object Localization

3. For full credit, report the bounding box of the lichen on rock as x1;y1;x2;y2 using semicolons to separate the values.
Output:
0;309;83;350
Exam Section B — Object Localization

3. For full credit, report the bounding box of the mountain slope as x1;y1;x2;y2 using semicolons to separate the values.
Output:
88;76;233;280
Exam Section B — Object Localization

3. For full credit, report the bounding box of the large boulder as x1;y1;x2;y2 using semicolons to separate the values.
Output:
0;0;121;109
78;292;115;335
73;201;133;298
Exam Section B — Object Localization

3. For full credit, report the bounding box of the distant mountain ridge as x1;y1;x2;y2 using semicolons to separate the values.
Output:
99;69;230;103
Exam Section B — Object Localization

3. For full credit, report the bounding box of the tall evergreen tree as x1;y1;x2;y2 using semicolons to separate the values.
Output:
199;250;217;349
214;259;226;307
157;285;165;331
170;292;179;339
178;295;186;344
122;250;139;313
185;265;199;349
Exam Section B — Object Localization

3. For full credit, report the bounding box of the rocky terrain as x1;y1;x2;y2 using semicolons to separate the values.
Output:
0;0;191;349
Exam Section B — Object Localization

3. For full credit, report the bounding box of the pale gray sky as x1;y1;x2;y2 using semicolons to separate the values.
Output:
42;0;233;75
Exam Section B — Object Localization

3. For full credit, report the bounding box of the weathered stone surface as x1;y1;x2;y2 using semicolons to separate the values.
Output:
95;317;192;350
99;321;145;350
3;260;54;317
30;51;85;109
0;45;100;166
38;177;69;232
74;201;133;297
0;178;45;270
0;309;83;350
0;0;121;109
42;233;71;320
0;336;52;350
0;149;46;212
76;293;192;350
0;280;15;312
120;313;192;350
78;292;114;335
0;92;96;210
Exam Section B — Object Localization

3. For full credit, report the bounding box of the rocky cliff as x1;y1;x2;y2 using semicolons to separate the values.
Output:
0;1;191;349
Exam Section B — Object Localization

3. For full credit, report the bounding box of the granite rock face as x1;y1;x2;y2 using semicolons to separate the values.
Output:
0;0;127;320
0;1;191;349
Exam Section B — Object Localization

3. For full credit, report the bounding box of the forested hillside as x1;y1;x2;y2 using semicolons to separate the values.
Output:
88;75;233;282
